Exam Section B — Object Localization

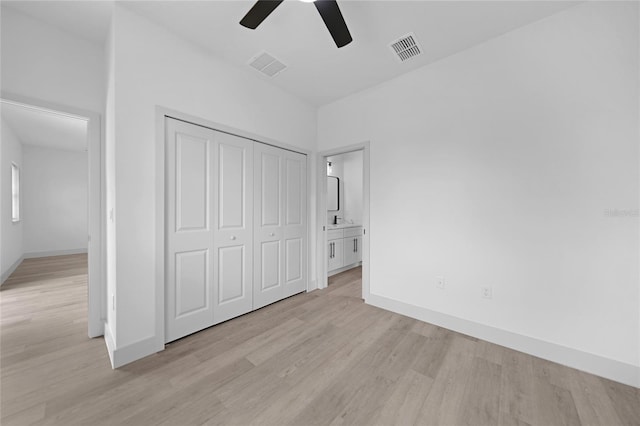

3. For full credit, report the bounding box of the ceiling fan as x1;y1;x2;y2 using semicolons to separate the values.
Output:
240;0;353;48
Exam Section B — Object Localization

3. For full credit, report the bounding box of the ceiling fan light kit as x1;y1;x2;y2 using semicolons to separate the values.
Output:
240;0;353;48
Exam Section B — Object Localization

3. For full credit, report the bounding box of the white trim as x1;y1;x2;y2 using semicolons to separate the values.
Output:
104;322;116;369
328;262;362;277
305;152;314;294
317;142;371;301
308;279;318;293
154;108;166;354
11;162;20;222
1;256;24;285
23;248;88;259
317;154;328;290
103;323;156;369
367;293;640;388
0;92;104;340
159;108;311;156
110;335;158;369
0;99;89;122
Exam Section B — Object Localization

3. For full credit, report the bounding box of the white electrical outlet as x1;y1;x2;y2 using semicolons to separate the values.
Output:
436;276;445;289
481;286;492;299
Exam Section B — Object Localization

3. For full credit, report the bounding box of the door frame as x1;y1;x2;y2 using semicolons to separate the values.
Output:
1;92;104;338
154;107;313;351
316;142;370;301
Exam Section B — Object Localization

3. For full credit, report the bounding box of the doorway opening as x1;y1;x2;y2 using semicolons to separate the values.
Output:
0;96;102;338
317;143;370;301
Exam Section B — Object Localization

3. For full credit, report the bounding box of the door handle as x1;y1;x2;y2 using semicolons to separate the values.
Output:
230;236;236;240
332;242;335;258
353;238;356;252
269;232;275;237
356;238;358;253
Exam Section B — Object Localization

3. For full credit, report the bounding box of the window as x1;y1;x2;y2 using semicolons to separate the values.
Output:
11;162;19;222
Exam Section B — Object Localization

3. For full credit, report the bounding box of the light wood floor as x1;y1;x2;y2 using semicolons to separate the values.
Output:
1;255;638;425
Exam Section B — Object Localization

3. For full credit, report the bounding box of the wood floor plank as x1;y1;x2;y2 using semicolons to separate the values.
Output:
376;368;435;426
457;357;502;426
499;350;537;425
2;256;638;425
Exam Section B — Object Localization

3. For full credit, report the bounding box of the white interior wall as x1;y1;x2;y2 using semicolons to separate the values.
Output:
22;145;87;256
341;151;363;225
110;5;317;356
0;7;105;113
327;151;363;225
318;1;639;385
1;119;23;283
327;155;344;223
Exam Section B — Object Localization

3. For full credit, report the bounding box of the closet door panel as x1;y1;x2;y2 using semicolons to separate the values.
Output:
217;246;245;303
166;118;215;343
213;132;253;324
254;144;284;309
283;151;307;296
260;240;280;290
285;158;302;226
260;152;281;227
175;136;208;231
175;250;209;317
285;238;302;284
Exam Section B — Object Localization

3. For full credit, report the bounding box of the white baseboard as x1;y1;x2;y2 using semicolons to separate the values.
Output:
23;248;88;259
1;256;24;285
367;293;640;388
328;262;362;277
109;335;160;368
103;323;116;369
307;279;318;292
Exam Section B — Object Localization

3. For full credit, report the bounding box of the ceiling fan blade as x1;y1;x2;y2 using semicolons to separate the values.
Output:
314;0;352;48
240;0;284;29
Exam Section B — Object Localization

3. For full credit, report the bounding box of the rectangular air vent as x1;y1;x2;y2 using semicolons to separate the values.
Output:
249;51;287;77
389;33;422;62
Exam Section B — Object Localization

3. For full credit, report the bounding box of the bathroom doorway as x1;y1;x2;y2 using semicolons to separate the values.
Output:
317;142;370;301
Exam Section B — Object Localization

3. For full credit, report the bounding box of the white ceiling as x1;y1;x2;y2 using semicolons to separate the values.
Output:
124;0;578;105
2;1;578;106
1;101;88;152
2;0;112;45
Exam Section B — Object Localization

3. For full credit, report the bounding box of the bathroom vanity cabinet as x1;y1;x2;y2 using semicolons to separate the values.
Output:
327;225;362;275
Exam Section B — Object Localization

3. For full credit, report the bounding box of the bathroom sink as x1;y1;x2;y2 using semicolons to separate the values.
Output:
327;223;360;229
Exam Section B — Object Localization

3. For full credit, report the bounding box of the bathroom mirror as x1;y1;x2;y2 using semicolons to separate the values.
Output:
327;176;339;211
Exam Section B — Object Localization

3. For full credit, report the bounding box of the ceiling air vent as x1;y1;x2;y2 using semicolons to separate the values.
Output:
389;33;422;62
249;51;287;77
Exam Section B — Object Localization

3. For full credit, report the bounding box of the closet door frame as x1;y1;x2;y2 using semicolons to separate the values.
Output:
155;107;312;353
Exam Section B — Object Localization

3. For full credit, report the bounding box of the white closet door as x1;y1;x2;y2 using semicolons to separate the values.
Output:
167;117;306;340
253;144;285;309
282;150;307;298
212;132;253;323
254;144;307;308
166;118;215;342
